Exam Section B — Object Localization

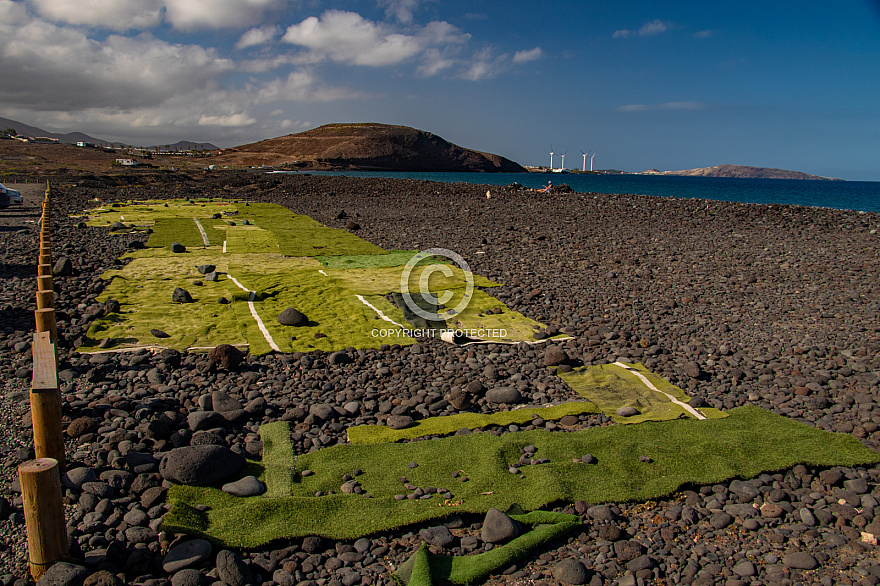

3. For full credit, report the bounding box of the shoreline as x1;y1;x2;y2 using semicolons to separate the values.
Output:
1;170;879;584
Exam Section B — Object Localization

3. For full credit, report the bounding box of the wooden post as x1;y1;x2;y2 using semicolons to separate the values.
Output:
19;458;67;581
36;290;54;310
38;253;52;266
35;309;57;344
30;332;65;469
38;264;52;277
36;275;54;292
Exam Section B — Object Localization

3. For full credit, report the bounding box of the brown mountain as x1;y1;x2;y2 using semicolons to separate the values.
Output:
647;164;840;180
214;123;526;172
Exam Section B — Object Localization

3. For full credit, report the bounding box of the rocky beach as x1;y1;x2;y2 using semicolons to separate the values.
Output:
1;170;879;586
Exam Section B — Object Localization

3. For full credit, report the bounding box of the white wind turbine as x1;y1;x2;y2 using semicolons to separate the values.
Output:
589;151;597;172
580;150;589;172
549;145;554;171
560;151;567;170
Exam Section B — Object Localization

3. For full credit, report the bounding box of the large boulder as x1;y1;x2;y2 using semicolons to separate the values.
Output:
52;257;73;277
170;242;186;253
481;508;521;543
277;307;308;326
160;445;245;486
543;345;568;367
172;287;194;303
486;386;522;404
208;344;244;371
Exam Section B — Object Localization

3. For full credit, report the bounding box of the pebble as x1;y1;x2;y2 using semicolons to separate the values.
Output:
162;539;213;573
221;476;266;497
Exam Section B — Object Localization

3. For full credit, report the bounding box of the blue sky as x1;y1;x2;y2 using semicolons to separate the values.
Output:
1;0;879;180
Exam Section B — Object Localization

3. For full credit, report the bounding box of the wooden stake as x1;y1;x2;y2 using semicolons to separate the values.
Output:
19;458;67;581
38;253;52;266
30;332;65;469
35;309;57;344
36;275;54;292
37;264;52;277
36;290;54;310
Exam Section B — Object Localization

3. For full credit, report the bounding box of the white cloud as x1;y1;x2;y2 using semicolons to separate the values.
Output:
29;0;289;31
163;0;287;30
0;0;27;24
29;0;163;31
198;113;258;127
512;47;543;63
0;19;232;111
378;0;419;24
416;47;456;77
614;19;673;39
282;10;468;68
461;47;509;81
617;101;706;112
694;29;713;38
236;25;281;49
252;70;368;103
282;10;418;66
639;19;670;36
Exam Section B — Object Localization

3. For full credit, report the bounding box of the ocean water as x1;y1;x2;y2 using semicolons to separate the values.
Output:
285;171;880;213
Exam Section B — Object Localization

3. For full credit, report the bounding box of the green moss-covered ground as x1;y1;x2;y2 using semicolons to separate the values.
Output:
161;405;880;547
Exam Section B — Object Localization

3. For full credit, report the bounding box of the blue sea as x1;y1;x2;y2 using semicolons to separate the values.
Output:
283;171;880;213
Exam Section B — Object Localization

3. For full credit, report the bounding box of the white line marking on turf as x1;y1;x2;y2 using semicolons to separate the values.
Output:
193;218;210;246
223;240;227;253
612;361;707;420
319;270;328;276
355;295;407;329
228;275;281;352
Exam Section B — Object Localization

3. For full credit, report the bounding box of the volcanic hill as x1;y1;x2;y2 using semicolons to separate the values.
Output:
214;123;526;172
645;164;840;180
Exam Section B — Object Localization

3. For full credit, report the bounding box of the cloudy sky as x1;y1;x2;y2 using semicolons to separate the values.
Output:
2;0;879;180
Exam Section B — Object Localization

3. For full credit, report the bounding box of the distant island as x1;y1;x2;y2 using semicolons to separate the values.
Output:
213;123;525;173
641;164;840;181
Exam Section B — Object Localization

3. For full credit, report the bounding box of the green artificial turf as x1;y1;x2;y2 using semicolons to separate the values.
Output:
317;250;428;269
78;200;606;352
560;363;727;424
233;203;386;257
200;221;228;247
224;225;280;254
147;218;208;248
82;199;240;227
394;511;580;586
347;402;599;444
161;405;880;547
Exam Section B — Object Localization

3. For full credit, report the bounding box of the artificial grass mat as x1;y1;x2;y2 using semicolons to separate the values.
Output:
560;363;727;424
161;405;880;547
83;243;551;353
394;511;580;586
83;199;386;257
347;402;599;444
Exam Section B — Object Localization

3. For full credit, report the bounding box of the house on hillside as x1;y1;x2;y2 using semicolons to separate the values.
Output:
115;158;138;166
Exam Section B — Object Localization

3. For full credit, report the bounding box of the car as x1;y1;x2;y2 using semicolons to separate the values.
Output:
0;182;22;205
